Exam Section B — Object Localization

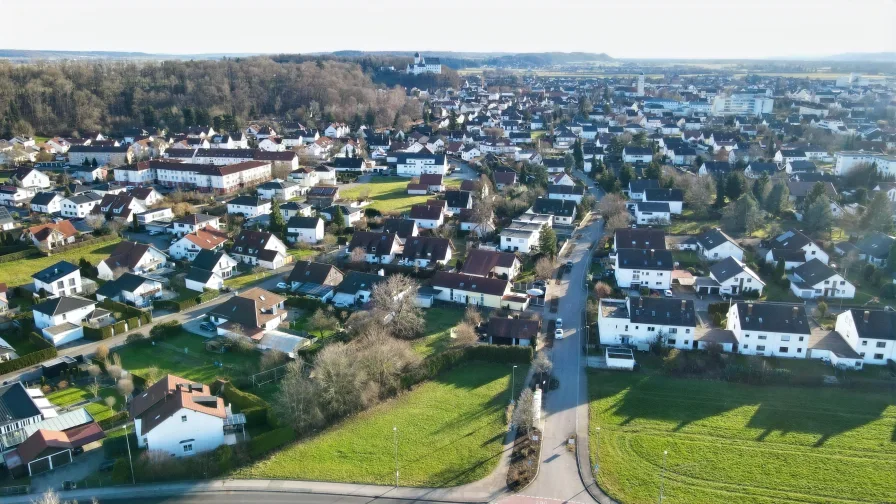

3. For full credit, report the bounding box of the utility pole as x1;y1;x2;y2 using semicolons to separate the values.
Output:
393;426;399;488
511;365;518;404
123;422;136;485
658;450;668;504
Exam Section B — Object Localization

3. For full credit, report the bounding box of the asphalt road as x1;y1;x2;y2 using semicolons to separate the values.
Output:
100;494;444;504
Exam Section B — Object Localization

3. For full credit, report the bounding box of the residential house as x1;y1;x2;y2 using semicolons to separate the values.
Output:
694;228;743;261
614;248;673;289
29;192;63;214
60;192;102;219
400;236;453;267
11;167;51;189
230;230;288;269
95;273;163;308
409;204;444;229
458;208;496;236
395;153;448;177
185;250;238;293
306;186;339;208
226;196;271;219
419;174;445;192
494;171;518;190
92;193;146;222
279;201;314;220
320;205;362;227
634;202;671;225
460;249;521;280
613;228;666;252
709;257;765;296
622;147;653;164
774;149;808;166
528;198;577;226
443;190;473;214
643;188;683;214
486;317;538;347
207;288;286;338
0;207;14;231
598;296;697;351
332;271;388;307
789;259;855;299
128;187;163;207
285;217;325;244
697;161;733;177
32;261;82;299
835;309;896;365
347;231;401;264
257;179;304;201
853;232;895;267
130;375;228;457
382;218;419;242
67;145;132;166
429;272;528;310
286;261;344;301
169;227;229;261
97;241;168;280
547;184;585;204
32;296;102;346
766;248;807;271
765;229;829;264
171;214;220;237
500;226;539;254
727;303;811;358
23;220;78;251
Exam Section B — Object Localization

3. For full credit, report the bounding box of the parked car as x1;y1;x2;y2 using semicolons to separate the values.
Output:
556;317;563;329
664;290;673;298
554;328;564;340
199;322;216;332
565;261;573;272
276;282;289;290
148;230;159;236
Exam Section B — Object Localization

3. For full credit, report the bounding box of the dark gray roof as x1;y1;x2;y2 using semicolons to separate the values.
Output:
855;232;895;260
32;295;95;316
32;260;79;284
531;197;576;217
30;191;61;207
547;184;585;196
748;162;778;174
696;228;739;252
709;257;748;283
431;272;509;296
191;249;228;271
628;296;695;327
287;260;341;286
286;216;322;230
0;383;41;428
336;271;387;294
402;237;452;262
227;195;267;207
96;273;157;298
644;188;683;202
792;258;839;285
185;267;216;284
734;302;810;334
614;228;666;250
382;218;418;239
444;190;472;208
847;309;896;341
636;202;671;213
769;248;807;263
616;248;673;270
771;229;812;251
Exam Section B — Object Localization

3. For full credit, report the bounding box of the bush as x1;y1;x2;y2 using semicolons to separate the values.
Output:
0;334;57;375
197;290;218;304
140;312;152;325
249;428;296;459
112;458;131;484
242;406;269;427
113;320;127;334
221;383;269;412
126;316;140;330
125;332;146;344
0;248;40;263
150;321;182;341
98;411;129;430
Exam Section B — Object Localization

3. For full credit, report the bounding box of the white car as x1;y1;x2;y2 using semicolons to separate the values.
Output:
664;290;673;298
555;318;563;329
148;230;159;236
554;328;564;340
276;282;289;290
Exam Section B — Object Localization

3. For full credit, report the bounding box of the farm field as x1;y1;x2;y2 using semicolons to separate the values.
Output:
0;238;121;288
238;362;513;486
339;176;461;214
115;331;259;384
588;370;896;504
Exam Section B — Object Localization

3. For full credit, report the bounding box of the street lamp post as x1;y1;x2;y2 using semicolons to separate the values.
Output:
122;422;136;485
511;365;518;404
658;450;668;504
393;426;399;488
595;427;601;471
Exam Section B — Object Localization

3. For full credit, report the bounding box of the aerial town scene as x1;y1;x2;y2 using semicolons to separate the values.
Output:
0;1;894;503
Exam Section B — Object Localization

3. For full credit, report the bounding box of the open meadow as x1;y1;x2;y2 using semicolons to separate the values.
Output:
339;176;461;214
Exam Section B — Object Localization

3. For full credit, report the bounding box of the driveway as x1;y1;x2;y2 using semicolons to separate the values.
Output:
28;443;106;494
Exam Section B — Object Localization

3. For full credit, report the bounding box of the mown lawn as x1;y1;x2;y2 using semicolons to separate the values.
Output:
238;362;511;486
223;268;279;290
115;331;259;384
287;248;319;261
47;385;124;422
412;307;467;357
339;176;462;214
0;238;122;287
589;370;896;504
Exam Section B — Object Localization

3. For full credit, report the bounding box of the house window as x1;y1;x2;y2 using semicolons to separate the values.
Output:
667;339;676;345
743;345;749;350
669;328;678;334
862;341;868;346
757;345;766;351
183;443;193;453
758;335;767;340
799;337;804;342
797;348;802;353
875;354;885;360
877;342;886;348
181;415;187;422
779;347;789;353
685;329;690;334
781;335;790;342
647;327;655;332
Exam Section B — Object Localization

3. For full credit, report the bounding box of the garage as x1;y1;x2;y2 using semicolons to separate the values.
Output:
694;277;721;295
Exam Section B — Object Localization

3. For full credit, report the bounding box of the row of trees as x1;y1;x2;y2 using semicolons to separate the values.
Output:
0;57;423;137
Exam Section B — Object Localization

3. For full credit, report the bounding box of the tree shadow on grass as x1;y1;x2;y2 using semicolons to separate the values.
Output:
594;370;893;447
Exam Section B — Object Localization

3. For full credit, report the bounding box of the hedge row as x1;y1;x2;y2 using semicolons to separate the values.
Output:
39;235;120;257
0;332;57;375
249;428;296;459
103;432;138;458
155;297;197;312
100;298;145;319
222;383;268;412
284;296;351;319
149;321;182;341
83;325;114;341
241;406;268;427
126;317;140;330
197;290;218;304
0;248;40;263
112;321;127;334
98;411;129;430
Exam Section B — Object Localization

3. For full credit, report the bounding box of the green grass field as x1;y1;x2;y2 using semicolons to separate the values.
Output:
239;362;512;486
0;238;121;288
47;385;123;422
588;370;896;504
412;308;466;357
223;269;279;290
339;176;461;215
115;331;259;384
287;248;319;261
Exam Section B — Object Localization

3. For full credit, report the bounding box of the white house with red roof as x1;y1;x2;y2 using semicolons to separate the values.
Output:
169;227;229;261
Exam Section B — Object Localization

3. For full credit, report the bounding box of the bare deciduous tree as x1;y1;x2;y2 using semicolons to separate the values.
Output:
452;322;479;348
87;382;100;399
260;350;288;371
511;388;536;432
350;246;367;264
273;361;324;435
117;378;134;399
314;343;374;420
355;327;421;398
532;353;553;378
370;274;424;339
598;193;627;220
87;364;101;383
104;395;117;411
535;257;555;280
464;305;482;327
84;214;106;231
605;212;633;233
309;308;339;338
593;281;613;299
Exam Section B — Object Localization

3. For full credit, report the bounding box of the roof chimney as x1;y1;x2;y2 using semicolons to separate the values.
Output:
639;297;643;308
864;310;870;323
650;249;655;259
747;303;753;316
681;300;686;312
792;306;798;319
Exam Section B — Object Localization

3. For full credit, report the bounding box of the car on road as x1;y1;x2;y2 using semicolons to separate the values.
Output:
276;282;289;290
199;322;216;332
555;318;563;329
148;230;160;236
565;261;573;272
554;328;564;340
664;289;673;297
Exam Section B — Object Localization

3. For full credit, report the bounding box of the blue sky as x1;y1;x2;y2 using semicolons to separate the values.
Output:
2;0;894;59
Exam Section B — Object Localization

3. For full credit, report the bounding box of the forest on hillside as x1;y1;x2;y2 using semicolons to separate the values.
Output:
0;57;423;137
